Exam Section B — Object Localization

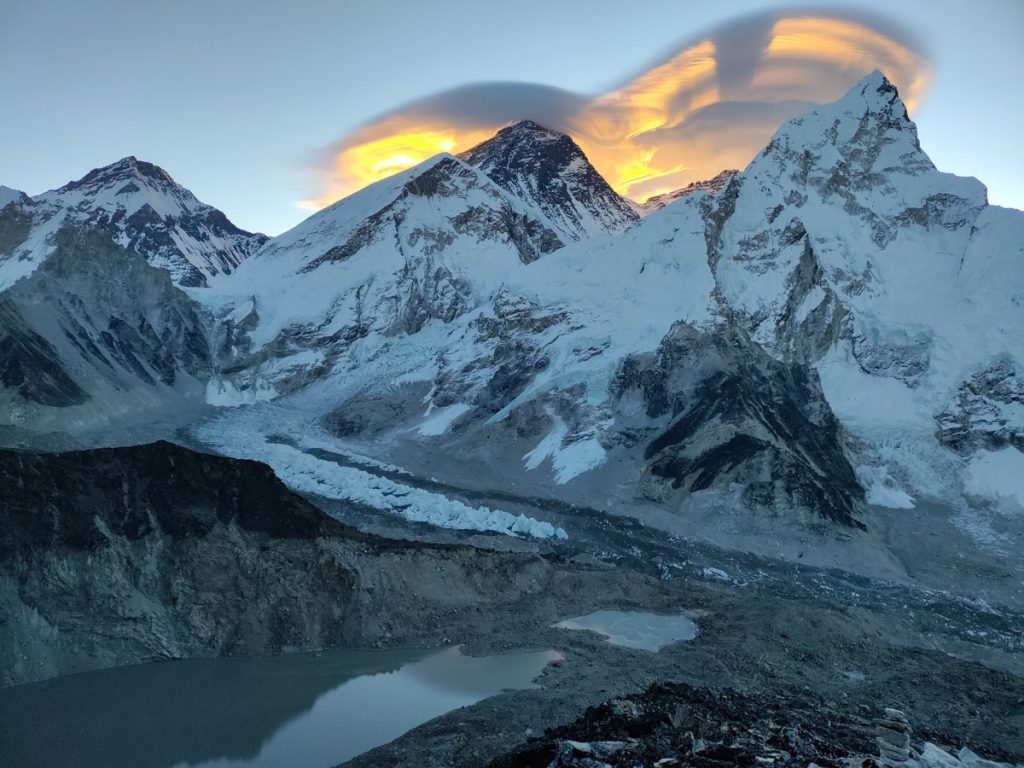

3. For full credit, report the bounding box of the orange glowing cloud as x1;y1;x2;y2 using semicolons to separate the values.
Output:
304;10;929;210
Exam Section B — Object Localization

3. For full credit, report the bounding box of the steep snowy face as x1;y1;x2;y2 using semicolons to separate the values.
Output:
705;70;989;360
206;153;565;399
459;121;640;241
639;170;738;213
3;157;266;288
688;70;1024;514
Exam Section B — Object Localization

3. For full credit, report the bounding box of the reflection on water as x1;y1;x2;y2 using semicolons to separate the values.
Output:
554;610;698;651
0;646;561;768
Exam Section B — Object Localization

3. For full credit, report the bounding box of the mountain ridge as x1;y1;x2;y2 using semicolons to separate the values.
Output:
639;170;739;213
3;71;1023;580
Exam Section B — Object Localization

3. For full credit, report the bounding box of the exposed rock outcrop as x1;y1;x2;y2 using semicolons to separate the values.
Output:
0;223;212;435
611;322;863;526
460;120;640;240
491;684;1021;768
0;441;655;687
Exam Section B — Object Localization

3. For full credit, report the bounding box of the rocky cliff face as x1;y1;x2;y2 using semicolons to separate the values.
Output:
0;441;362;684
0;224;212;440
460;120;640;240
611;323;862;526
0;441;628;687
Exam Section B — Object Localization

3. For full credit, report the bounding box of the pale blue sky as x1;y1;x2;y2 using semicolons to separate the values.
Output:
1;0;1022;235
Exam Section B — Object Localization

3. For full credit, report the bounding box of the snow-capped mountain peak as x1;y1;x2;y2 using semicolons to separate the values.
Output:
20;157;269;287
748;69;947;200
44;156;194;218
209;151;566;393
711;68;989;356
459;120;639;241
247;152;563;277
7;71;1024;562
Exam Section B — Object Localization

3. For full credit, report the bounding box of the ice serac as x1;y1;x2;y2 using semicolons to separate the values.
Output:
3;157;267;289
460;120;640;241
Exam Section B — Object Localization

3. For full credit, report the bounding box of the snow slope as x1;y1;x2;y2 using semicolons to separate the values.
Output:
199;153;564;398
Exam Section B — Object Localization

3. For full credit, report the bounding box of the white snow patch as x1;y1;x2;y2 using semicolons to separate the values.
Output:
701;567;731;581
795;285;826;323
228;298;256;323
552;437;606;484
522;409;606;483
523;410;568;471
416;403;471;437
966;448;1024;508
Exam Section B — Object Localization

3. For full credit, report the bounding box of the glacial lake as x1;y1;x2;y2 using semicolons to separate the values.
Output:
0;646;561;768
554;610;698;651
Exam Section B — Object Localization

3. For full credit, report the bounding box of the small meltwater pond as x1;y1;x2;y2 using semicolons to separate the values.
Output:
0;646;561;768
554;610;698;651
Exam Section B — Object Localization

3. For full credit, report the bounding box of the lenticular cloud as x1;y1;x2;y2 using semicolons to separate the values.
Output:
305;8;928;210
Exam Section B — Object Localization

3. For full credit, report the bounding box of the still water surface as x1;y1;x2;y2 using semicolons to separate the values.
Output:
554;610;698;651
0;646;560;768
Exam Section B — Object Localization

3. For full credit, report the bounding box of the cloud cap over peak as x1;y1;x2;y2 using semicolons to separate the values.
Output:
305;8;929;210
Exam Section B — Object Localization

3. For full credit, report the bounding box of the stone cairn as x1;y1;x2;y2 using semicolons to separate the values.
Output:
875;708;914;766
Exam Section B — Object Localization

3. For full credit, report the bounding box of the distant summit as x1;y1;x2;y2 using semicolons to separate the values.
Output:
640;170;739;213
33;157;267;287
460;120;639;241
55;156;179;193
